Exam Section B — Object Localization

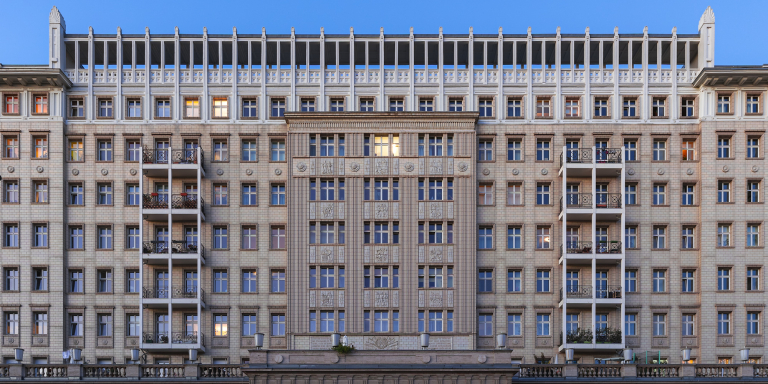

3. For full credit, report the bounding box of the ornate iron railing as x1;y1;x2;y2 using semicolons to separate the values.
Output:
561;241;593;254
142;148;204;168
142;332;205;346
142;286;204;301
142;193;169;209
595;148;622;163
595;285;623;299
595;193;622;208
143;241;204;255
560;285;592;301
595;240;622;254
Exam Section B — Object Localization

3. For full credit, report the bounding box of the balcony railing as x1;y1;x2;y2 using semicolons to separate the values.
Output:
142;331;205;346
143;240;204;255
559;148;622;167
142;286;205;301
595;193;622;208
561;194;622;211
595;240;622;254
142;148;205;167
561;241;593;254
595;148;622;163
560;285;592;301
564;194;592;208
595;285;623;299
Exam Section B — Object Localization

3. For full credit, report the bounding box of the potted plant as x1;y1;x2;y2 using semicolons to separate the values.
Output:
331;344;355;355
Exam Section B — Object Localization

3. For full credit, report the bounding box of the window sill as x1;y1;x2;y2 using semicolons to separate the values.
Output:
680;248;700;251
268;160;287;164
716;246;735;249
2;202;20;205
651;160;671;163
239;249;259;252
506;248;525;251
31;247;50;250
239;205;259;208
563;116;582;120
211;161;231;164
31;202;49;205
1;157;20;161
746;246;765;249
716;290;735;293
625;248;640;251
651;292;670;294
31;157;49;161
747;202;764;205
212;205;230;208
651;248;670;251
746;290;765;293
652;205;670;207
535;291;553;294
716;113;735;116
681;291;698;294
268;204;287;208
269;248;286;251
651;116;669;119
535;248;554;251
96;292;114;295
745;113;763;117
716;202;735;205
681;159;700;163
478;291;495;294
31;290;49;293
3;290;19;293
680;205;700;207
478;248;496;251
240;160;259;163
535;160;554;163
507;291;525;294
747;157;765;160
717;157;735;161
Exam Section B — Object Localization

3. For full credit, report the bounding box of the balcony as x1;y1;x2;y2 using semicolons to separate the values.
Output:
142;286;206;308
560;285;623;306
142;241;205;265
142;332;206;352
560;241;622;264
560;194;622;221
142;148;206;178
559;148;623;177
142;194;206;221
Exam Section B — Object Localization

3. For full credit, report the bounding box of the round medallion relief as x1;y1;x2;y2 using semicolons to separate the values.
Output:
686;168;694;175
6;166;14;173
482;168;491;176
657;168;665;175
216;169;224;176
722;165;730;173
627;168;635;175
540;168;548;175
245;169;253;176
752;166;760;173
274;168;282;175
72;169;79;176
478;355;487;364
100;169;108;176
512;168;520;175
274;355;284;363
422;355;431;364
296;162;308;172
130;168;138;176
36;166;44;173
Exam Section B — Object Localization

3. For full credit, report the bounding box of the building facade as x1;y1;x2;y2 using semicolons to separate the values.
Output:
1;5;768;381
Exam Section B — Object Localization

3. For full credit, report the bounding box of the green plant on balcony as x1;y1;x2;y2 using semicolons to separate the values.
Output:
566;328;593;343
331;344;356;355
595;327;622;344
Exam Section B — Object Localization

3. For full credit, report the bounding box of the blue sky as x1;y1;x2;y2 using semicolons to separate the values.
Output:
1;0;766;65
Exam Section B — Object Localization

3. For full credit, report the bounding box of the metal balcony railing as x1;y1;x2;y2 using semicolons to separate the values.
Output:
142;148;205;168
594;148;622;163
595;285;623;299
595;193;622;208
595;240;622;254
560;285;592;301
561;194;622;212
559;148;622;167
143;241;204;255
561;241;593;255
564;194;592;208
142;286;205;301
143;194;205;213
142;332;205;346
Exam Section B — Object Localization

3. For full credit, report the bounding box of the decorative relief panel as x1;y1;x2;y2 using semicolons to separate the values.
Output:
309;247;316;263
364;247;370;263
418;291;425;307
374;291;389;307
681;336;699;348
319;247;334;263
392;291;399;307
447;158;454;175
652;337;670;348
309;291;316;307
446;246;454;263
320;291;334;307
365;336;399;350
717;335;734;347
392;247;399;263
338;291;345;307
746;334;764;347
446;290;454;307
210;337;228;349
338;158;345;175
374;158;388;175
428;291;443;307
374;246;389;263
535;337;553;348
418;202;425;220
364;158;371;175
418;247;425;263
392;158;399;175
320;160;334;175
374;202;389;219
446;202;454;219
392;202;399;219
429;202;443;219
419;158;425;175
2;335;19;347
364;291;371;307
309;203;316;220
400;159;416;174
309;158;316;175
428;246;443;262
338;203;345;219
429;158;443;175
320;203;334;219
364;202;371;219
338;247;345;263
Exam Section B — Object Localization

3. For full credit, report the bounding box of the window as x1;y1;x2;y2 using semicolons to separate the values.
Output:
271;270;286;293
212;97;228;118
653;314;666;336
242;314;258;336
98;314;113;336
748;181;760;203
748;268;760;291
127;270;140;293
238;139;258;162
241;98;258;118
506;97;522;117
533;226;550;249
30;180;47;203
748;137;760;158
419;98;434;111
681;97;695;117
625;270;637;292
271;314;286;336
69;314;84;336
97;183;112;205
478;139;493;161
3;135;19;159
653;184;666;205
504;183;523;206
242;269;258;293
214;314;228;336
33;268;48;291
270;139;285;161
474;314;493;336
680;183;695;206
536;314;550;336
478;183;494;205
478;270;493;292
536;97;551;118
652;270;666;292
718;312;731;334
507;314;522;336
746;94;761;114
717;94;731;114
69;97;84;118
213;270;228;293
536;140;550;161
449;98;463;112
4;268;19;291
681;226;695;249
624;140;637;161
5;312;19;335
746;312;761;336
682;314;695;336
389;98;404;111
124;184;139;206
717;180;731;203
4;181;19;203
564;97;579;117
622;97;637;117
31;136;48;159
625;226;637;249
271;226;286;249
622;184;636;205
213;184;228;205
747;224;760;247
652;140;666;161
213;226;228;249
652;226;666;249
4;224;19;248
682;270;695;292
98;98;113;118
717;268;731;291
213;140;228;161
681;140;696;161
69;139;83;161
96;225;112;249
536;270;551;292
505;226;523;249
359;98;374;112
33;224;48;247
70;270;84;293
33;312;48;335
504;139;522;162
625;314;637;336
241;226;258;249
507;269;522;292
718;224;731;247
155;98;170;118
127;99;141;118
478;226;493;249
241;184;258;206
478;98;493;118
330;98;344;112
536;183;551;205
593;97;608;117
298;98;315;112
718;137;731;158
366;134;400;157
271;98;285;118
184;98;200;118
652;97;666;117
4;94;19;114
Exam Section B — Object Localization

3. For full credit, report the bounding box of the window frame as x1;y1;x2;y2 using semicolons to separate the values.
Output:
96;97;115;119
153;97;172;120
68;96;85;120
3;93;21;116
211;96;230;119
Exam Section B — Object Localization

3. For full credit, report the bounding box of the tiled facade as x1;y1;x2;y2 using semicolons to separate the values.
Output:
1;6;768;373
